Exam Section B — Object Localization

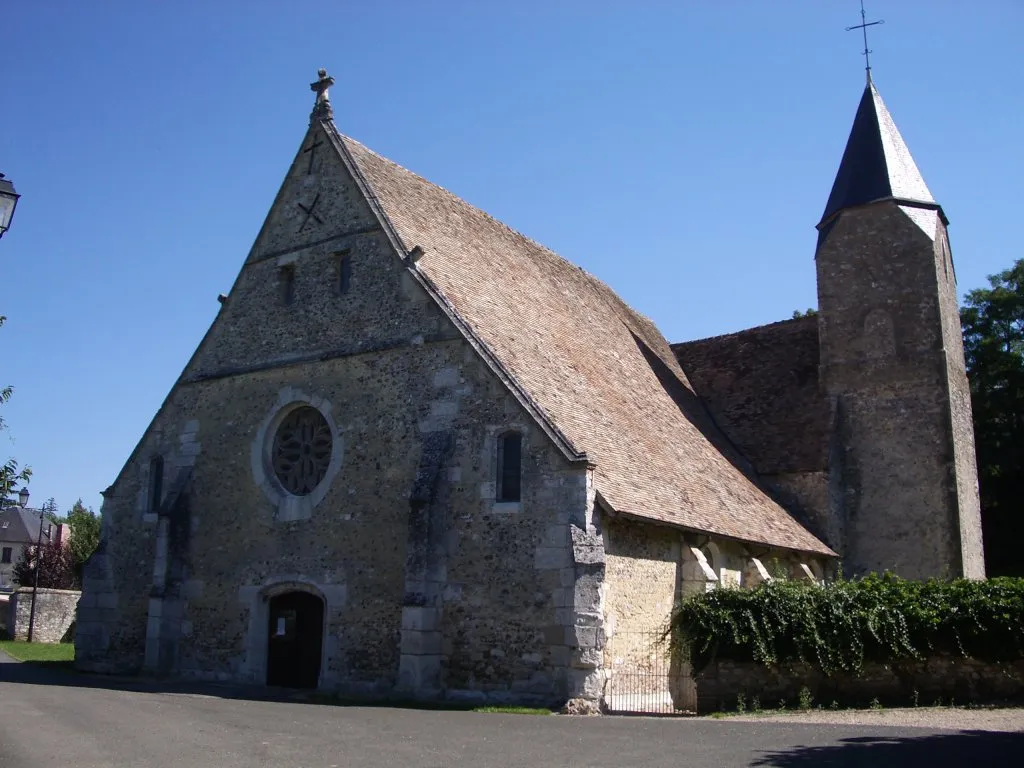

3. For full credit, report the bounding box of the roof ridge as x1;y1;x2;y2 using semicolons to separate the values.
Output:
341;135;588;269
673;315;818;347
340;134;685;376
340;135;677;359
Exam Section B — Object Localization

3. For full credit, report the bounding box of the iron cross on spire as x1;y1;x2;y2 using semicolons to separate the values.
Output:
846;0;884;83
310;67;335;122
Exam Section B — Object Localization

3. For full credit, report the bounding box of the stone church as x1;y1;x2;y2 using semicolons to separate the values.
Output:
75;69;984;709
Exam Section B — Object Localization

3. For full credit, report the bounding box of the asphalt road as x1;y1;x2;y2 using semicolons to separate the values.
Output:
0;653;1020;768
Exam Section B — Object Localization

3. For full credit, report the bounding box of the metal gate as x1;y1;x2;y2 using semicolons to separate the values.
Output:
603;629;696;715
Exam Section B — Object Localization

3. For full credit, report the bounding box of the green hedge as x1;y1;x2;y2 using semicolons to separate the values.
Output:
670;574;1024;675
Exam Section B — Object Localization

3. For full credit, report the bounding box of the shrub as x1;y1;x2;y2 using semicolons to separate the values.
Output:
12;542;79;590
798;686;813;710
669;573;1024;675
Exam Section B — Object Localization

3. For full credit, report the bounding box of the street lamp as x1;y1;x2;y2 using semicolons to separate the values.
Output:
0;173;20;239
23;490;53;644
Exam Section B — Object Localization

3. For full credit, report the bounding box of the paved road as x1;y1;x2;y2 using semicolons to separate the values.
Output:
1;654;1020;768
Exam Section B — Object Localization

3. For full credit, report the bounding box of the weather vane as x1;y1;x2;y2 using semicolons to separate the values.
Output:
846;0;884;83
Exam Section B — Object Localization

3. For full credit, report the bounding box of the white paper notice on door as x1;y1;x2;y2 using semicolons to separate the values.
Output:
275;617;286;636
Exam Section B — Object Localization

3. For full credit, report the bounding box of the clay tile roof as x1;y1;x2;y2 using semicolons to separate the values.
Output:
820;82;935;226
338;133;834;557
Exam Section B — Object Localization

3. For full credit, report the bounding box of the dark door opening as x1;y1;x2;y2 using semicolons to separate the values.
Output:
266;591;324;688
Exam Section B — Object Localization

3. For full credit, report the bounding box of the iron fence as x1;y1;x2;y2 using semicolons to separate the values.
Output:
603;629;695;715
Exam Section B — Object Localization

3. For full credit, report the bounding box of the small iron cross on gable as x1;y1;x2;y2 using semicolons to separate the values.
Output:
302;136;323;174
297;192;323;231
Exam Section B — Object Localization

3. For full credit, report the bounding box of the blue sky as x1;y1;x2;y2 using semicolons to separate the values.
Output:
1;1;1021;514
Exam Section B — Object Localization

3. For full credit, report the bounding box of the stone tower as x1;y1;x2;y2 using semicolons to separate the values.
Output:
815;81;984;579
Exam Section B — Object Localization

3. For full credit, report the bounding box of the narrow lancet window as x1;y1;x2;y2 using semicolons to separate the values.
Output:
338;252;351;295
149;456;164;513
280;265;295;305
497;432;522;502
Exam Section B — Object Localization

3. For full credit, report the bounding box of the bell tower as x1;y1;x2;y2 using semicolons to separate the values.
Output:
815;82;984;579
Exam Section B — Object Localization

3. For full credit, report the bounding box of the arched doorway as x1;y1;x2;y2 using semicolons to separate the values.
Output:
266;591;324;688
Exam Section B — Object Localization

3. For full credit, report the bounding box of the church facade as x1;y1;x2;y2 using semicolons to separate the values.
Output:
75;70;983;709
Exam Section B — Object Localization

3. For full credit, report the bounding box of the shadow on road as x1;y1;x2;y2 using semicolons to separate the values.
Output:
0;657;530;712
0;656;350;705
752;730;1024;767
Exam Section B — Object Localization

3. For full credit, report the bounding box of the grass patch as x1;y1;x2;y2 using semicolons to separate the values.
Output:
0;640;75;664
472;706;552;715
302;693;552;714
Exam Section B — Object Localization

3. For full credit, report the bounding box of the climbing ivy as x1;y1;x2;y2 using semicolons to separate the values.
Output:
669;574;1024;675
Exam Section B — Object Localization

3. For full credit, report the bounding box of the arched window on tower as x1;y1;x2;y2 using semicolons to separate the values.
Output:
149;456;164;514
496;432;522;502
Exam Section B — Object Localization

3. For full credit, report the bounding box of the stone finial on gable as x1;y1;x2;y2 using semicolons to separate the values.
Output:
310;68;335;123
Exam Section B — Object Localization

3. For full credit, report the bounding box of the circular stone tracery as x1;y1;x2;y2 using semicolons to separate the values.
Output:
272;406;333;496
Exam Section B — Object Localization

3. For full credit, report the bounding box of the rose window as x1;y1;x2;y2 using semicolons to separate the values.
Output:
272;407;333;496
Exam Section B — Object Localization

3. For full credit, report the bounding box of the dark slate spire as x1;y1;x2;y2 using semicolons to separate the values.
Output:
819;82;937;227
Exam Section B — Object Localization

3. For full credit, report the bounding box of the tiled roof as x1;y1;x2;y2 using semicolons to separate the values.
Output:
673;316;831;476
335;131;834;556
0;506;44;544
820;82;935;225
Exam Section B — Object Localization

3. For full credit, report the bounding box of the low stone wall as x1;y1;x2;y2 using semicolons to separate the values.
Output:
9;588;81;643
695;656;1024;712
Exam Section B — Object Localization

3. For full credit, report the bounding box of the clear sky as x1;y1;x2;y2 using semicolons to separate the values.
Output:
1;1;1021;515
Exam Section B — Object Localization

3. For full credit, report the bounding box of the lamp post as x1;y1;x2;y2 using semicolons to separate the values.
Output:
21;489;52;643
0;173;20;240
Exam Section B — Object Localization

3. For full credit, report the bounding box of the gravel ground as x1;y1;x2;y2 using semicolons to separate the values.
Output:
721;706;1024;732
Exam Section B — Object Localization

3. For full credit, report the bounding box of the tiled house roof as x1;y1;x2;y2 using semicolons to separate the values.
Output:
334;131;834;557
672;316;832;476
0;506;44;544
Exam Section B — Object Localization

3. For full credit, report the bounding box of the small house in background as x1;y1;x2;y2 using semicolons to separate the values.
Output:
0;504;69;590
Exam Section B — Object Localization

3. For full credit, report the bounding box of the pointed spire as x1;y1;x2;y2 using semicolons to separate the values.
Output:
310;68;335;123
819;82;937;227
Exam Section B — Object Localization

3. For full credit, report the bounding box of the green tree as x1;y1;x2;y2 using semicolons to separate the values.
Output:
65;498;102;578
961;259;1024;576
0;315;31;506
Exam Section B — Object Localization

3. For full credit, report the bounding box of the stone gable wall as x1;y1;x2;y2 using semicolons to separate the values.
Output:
672;316;829;477
76;119;595;705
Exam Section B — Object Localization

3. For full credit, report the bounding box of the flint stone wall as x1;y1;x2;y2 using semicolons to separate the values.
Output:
695;656;1024;713
10;587;80;643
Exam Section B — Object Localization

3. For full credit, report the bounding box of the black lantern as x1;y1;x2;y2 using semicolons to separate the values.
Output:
0;173;20;239
18;488;29;508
